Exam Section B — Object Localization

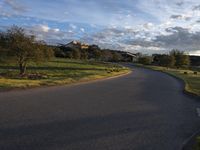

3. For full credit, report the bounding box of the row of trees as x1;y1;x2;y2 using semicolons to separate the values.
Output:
138;50;190;68
55;45;123;62
0;26;192;75
0;26;54;75
0;26;124;75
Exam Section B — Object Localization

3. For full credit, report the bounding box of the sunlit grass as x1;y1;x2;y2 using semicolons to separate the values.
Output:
0;58;130;90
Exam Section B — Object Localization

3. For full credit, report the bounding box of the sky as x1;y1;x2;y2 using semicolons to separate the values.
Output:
1;0;200;55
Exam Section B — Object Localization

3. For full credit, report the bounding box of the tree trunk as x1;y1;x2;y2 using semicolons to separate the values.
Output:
19;63;26;75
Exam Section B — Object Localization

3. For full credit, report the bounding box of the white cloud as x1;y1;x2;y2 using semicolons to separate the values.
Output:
53;28;60;32
80;28;85;32
3;0;200;55
0;0;28;17
40;25;50;32
143;23;154;30
4;0;27;12
69;24;77;29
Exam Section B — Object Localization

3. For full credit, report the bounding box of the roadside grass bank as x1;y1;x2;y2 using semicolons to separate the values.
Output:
193;136;200;150
182;134;200;150
134;64;200;97
0;58;130;90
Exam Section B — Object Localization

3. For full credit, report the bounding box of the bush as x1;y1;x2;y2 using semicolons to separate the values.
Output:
81;49;88;60
28;73;48;80
54;47;66;58
170;50;190;67
194;71;198;75
112;52;122;62
158;55;175;67
138;56;152;65
72;48;81;59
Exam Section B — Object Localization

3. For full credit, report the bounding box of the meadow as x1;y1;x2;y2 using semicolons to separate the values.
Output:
0;58;130;90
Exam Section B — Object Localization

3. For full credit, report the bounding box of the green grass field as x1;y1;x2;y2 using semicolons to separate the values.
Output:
0;58;130;90
135;64;200;97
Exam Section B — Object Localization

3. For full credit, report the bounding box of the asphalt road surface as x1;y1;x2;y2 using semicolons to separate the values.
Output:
0;65;200;150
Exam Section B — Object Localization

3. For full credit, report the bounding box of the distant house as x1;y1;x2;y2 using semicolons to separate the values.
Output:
121;52;138;62
64;41;89;50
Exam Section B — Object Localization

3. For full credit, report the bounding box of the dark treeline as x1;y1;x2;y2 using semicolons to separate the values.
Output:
190;56;200;66
138;50;192;68
53;43;129;62
55;42;200;69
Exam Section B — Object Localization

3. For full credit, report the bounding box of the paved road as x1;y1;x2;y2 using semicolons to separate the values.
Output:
0;65;200;150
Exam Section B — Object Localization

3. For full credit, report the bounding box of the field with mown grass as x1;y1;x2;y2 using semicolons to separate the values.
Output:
0;58;130;90
135;64;200;97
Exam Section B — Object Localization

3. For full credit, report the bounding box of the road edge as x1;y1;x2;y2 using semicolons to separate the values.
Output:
134;64;199;100
0;69;132;93
181;129;200;150
132;64;200;150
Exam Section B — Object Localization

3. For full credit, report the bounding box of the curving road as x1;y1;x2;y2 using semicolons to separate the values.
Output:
0;65;200;150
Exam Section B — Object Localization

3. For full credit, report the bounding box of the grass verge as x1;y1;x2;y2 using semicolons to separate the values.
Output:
135;64;200;97
0;58;130;90
193;136;200;150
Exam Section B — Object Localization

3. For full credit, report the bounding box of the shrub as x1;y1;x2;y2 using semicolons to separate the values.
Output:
170;50;190;67
138;56;152;65
158;55;175;67
72;48;81;59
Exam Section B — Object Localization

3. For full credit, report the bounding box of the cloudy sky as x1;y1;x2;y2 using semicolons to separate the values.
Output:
1;0;200;55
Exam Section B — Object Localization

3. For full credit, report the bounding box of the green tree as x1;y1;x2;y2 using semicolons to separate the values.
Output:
54;47;66;58
1;26;53;75
170;50;190;67
101;50;113;61
81;49;88;60
93;49;102;60
112;52;122;62
88;45;101;60
0;32;8;60
138;56;152;65
72;48;81;59
159;54;175;67
66;51;73;59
